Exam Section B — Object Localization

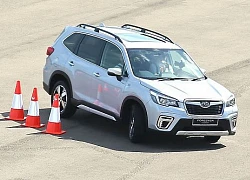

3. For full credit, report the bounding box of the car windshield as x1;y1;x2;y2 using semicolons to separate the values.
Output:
127;48;205;80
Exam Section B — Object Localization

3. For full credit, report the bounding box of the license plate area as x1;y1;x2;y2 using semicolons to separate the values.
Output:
192;119;219;126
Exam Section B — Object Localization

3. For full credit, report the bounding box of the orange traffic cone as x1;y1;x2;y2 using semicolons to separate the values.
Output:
43;94;66;135
5;81;26;121
22;88;44;128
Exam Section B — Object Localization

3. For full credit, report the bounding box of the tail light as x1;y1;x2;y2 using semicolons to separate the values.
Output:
46;47;54;56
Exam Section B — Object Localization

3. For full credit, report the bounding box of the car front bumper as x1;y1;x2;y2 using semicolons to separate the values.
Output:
146;100;238;136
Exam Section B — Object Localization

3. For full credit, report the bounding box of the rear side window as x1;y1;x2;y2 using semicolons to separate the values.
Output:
63;33;84;53
77;35;106;65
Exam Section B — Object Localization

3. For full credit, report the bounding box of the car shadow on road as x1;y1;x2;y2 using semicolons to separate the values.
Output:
0;108;226;153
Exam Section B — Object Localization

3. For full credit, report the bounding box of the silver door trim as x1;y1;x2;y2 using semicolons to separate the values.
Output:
77;104;116;121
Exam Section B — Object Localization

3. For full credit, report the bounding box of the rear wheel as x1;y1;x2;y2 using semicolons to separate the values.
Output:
51;80;76;118
128;104;146;143
204;136;221;143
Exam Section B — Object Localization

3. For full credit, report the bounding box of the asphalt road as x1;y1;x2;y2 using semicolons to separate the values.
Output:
0;0;250;179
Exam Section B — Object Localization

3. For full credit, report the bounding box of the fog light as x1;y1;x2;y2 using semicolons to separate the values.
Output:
157;116;174;129
232;115;237;127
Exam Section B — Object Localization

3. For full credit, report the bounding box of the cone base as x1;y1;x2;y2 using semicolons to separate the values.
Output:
22;116;44;128
43;130;66;135
6;108;25;121
43;122;66;135
22;123;45;128
5;117;26;121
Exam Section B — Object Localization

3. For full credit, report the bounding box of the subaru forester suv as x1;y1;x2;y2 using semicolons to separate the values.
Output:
43;23;238;143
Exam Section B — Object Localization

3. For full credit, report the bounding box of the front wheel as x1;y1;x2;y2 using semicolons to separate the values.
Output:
128;104;146;143
204;136;221;143
51;81;77;118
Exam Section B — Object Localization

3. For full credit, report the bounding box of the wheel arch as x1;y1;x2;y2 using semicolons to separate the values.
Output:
49;70;73;97
120;96;148;128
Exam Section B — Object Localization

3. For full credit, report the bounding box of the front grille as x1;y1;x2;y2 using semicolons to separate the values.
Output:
185;101;223;115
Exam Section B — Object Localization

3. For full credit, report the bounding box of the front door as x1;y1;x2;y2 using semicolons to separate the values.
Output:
91;42;127;117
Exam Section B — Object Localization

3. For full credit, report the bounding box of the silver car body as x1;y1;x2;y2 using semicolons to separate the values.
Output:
43;24;238;137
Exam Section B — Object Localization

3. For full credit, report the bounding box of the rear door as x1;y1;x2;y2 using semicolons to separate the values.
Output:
68;35;106;103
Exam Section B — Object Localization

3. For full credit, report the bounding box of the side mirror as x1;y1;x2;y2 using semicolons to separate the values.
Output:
107;68;122;76
200;68;206;75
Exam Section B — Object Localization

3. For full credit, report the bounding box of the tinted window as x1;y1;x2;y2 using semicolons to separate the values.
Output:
63;33;84;53
100;43;124;69
77;35;106;65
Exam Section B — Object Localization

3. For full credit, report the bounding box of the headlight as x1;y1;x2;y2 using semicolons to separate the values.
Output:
226;95;236;107
150;90;179;107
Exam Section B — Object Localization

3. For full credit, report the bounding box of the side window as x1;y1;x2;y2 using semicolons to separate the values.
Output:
63;33;84;53
100;42;124;69
77;35;106;65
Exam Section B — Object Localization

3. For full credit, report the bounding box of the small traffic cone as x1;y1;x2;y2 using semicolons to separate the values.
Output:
5;81;26;121
22;88;44;128
43;94;66;135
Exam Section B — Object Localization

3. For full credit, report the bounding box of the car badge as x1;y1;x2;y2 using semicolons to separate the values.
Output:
200;101;210;108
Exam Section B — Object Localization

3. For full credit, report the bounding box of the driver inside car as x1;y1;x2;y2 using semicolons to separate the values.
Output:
149;57;174;76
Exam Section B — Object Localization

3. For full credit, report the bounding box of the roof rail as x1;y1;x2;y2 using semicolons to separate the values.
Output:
77;24;123;43
121;24;173;43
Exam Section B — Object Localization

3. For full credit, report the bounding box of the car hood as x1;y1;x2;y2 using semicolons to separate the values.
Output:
140;78;232;101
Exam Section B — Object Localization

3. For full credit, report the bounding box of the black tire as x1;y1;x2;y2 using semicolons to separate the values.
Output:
128;104;146;143
204;136;221;143
51;80;77;118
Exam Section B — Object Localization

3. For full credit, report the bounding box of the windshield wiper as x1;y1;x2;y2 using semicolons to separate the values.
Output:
157;77;190;81
191;76;207;81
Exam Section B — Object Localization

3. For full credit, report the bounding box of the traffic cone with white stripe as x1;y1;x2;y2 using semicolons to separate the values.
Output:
22;88;44;128
5;81;26;121
43;94;66;135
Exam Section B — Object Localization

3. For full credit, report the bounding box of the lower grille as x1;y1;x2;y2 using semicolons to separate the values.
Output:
174;119;231;132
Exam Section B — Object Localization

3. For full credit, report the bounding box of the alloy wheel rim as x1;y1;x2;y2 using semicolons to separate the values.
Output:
53;85;67;113
129;115;135;139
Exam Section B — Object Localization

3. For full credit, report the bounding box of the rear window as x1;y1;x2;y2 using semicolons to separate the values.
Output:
63;33;84;53
77;35;106;65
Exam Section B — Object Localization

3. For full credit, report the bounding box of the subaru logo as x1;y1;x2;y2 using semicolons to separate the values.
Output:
200;101;210;108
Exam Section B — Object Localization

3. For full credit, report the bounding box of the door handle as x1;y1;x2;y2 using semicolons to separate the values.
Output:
68;61;74;66
93;72;100;77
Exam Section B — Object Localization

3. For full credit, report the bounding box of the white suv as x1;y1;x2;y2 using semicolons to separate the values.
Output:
43;23;238;143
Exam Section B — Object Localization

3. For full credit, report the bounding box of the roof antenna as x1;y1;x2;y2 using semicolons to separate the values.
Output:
99;22;105;27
